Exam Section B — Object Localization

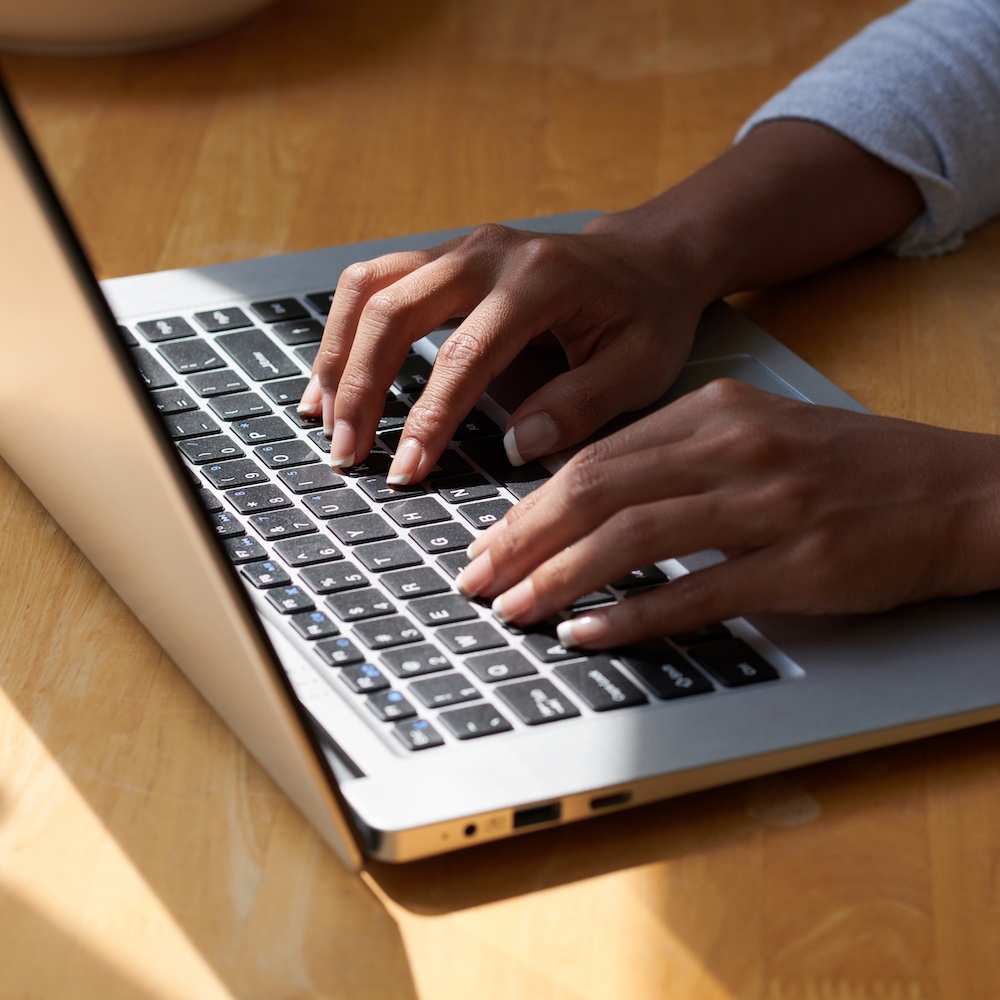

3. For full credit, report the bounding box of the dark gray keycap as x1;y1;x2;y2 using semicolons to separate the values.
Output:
216;328;300;381
273;537;343;567
248;509;318;539
265;585;315;614
495;679;581;725
392;354;432;394
295;344;320;369
459;436;550;488
521;630;585;664
553;657;648;711
380;643;452;678
393;719;445;750
118;324;139;347
353;615;423;650
239;559;291;588
196;487;223;512
670;623;732;646
407;593;477;626
457;498;512;530
451;409;501;441
328;513;397;545
383;496;449;527
137;316;196;342
315;636;365;666
223;535;268;563
436;550;471;578
158;339;225;374
423;450;474;481
151;387;197;414
271;318;324;345
439;703;513;740
354;538;423;572
208;392;271;421
686;639;779;687
178;436;244;464
162;411;221;440
410;522;475;554
250;298;308;323
357;474;425;503
306;290;335;315
465;649;537;684
612;565;670;590
326;588;396;622
224;483;292;514
202;458;267;488
434;474;499;504
410;673;481;709
615;643;714;699
567;590;615;612
301;490;369;519
302;562;368;594
231;415;295;445
208;510;244;538
381;567;451;601
253;440;319;468
290;609;340;640
340;663;390;693
436;621;506;654
263;377;311;404
186;370;249;397
277;466;344;494
194;307;252;333
378;399;410;431
340;453;393;477
132;348;176;389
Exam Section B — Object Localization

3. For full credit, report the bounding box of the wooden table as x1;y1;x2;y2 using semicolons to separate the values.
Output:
3;1;1000;997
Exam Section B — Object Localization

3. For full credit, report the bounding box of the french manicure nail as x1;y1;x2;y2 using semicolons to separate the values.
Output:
297;374;322;416
321;390;337;436
503;412;559;466
466;517;506;559
328;419;356;468
557;615;608;649
491;578;535;623
387;438;423;485
456;551;494;597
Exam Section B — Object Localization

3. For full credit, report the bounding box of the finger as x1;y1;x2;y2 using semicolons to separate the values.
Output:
554;547;784;649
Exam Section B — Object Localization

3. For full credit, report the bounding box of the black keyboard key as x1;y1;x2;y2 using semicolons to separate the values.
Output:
381;644;452;678
287;407;321;430
379;399;410;431
290;609;340;640
465;649;538;684
301;490;369;519
277;466;344;494
248;509;318;539
381;567;451;601
553;657;648;711
422;450;474;481
567;590;615;612
436;550;471;578
612;565;669;590
521;630;585;664
194;307;252;333
459;436;550;487
434;474;499;504
208;510;244;538
407;593;477;626
302;562;368;594
686;639;779;687
295;344;320;369
357;474;425;503
340;663;390;693
216;328;300;381
273;536;344;567
340;453;393;477
393;718;445;750
254;440;320;468
383;496;448;527
223;535;268;563
118;324;139;347
196;488;223;512
615;643;714;699
410;673;481;709
353;538;422;572
496;679;581;725
458;498;512;530
329;513;397;545
250;298;308;324
671;623;733;646
306;290;335;315
410;522;475;554
451;409;502;441
326;588;396;622
151;387;197;414
186;370;249;397
354;616;424;650
315;636;365;667
178;435;244;464
158;339;226;375
505;477;549;500
224;483;292;514
208;392;272;421
378;428;404;452
231;415;295;445
263;377;311;405
137;316;196;342
436;621;506;654
132;348;176;389
265;586;313;614
202;458;267;488
271;318;324;345
239;559;291;588
162;411;221;440
392;354;432;394
439;703;513;740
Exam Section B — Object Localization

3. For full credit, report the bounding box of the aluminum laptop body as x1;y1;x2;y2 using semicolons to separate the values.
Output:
3;79;999;868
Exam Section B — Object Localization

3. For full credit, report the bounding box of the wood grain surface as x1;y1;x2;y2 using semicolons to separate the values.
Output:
2;1;1000;997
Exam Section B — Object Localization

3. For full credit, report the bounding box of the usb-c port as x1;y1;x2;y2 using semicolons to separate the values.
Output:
513;803;561;828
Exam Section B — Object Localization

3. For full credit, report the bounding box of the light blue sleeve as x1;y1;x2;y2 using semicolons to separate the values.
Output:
737;0;1000;257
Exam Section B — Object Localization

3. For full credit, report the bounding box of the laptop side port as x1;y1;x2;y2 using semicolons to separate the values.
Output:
590;791;632;810
513;802;562;828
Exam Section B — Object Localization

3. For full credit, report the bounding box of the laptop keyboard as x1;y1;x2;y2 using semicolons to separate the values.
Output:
123;292;781;754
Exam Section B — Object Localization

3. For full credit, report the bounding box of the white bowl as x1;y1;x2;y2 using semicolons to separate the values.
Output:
0;0;276;55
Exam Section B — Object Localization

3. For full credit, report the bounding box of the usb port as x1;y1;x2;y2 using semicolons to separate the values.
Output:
590;791;632;810
513;803;561;828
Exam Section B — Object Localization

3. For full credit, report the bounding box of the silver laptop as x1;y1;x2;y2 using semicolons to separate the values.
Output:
3;78;999;871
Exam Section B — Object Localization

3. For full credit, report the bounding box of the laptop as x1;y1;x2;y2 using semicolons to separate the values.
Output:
3;77;1000;871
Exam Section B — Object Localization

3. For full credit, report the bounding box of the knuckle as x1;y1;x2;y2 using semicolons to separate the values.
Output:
559;458;609;507
435;327;489;369
516;236;566;271
693;376;750;409
338;259;380;295
363;288;407;328
463;222;513;251
403;395;453;439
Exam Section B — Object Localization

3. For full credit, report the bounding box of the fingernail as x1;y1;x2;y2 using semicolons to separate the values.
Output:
328;419;356;468
321;390;337;436
491;577;535;623
456;551;494;597
557;615;608;649
503;412;559;466
298;374;322;416
466;517;506;559
387;437;422;485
